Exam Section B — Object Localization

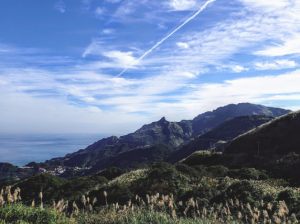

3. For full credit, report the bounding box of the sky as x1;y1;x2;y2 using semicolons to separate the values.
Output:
0;0;300;135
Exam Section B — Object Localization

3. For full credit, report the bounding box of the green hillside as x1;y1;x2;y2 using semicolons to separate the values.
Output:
224;110;300;155
166;115;274;164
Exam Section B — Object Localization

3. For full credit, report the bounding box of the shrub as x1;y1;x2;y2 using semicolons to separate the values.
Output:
175;164;197;177
277;189;298;209
225;180;263;206
207;165;228;177
142;162;188;196
97;167;126;180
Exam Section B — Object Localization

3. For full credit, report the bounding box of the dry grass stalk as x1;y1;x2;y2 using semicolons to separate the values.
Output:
172;209;177;219
168;200;173;210
92;197;97;206
81;195;86;207
0;195;4;207
103;191;108;206
267;202;273;212
237;211;242;219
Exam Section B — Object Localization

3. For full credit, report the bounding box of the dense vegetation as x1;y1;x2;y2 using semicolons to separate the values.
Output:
2;158;300;223
0;163;35;184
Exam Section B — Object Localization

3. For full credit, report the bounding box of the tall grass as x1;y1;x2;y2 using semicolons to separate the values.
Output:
1;184;299;223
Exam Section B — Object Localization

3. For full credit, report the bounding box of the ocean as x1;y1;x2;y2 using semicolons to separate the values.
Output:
0;133;109;166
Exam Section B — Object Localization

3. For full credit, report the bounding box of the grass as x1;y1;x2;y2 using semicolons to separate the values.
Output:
1;189;299;223
0;203;73;224
1;169;300;223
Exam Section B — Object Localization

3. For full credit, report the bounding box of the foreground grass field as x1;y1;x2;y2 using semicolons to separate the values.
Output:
0;184;299;224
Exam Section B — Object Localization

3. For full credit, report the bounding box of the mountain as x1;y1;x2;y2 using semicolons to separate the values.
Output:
224;110;300;155
89;143;175;172
192;103;290;136
166;115;275;164
45;103;291;169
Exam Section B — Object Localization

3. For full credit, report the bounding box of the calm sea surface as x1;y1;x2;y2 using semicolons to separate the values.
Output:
0;134;108;166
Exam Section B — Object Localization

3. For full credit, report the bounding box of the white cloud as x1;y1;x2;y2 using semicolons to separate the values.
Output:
176;42;189;49
102;29;115;35
157;23;167;30
239;0;289;12
88;106;102;113
255;35;300;56
181;72;195;78
231;65;248;73
103;51;136;68
255;60;297;70
283;106;300;112
168;0;196;11
54;0;66;13
95;7;105;17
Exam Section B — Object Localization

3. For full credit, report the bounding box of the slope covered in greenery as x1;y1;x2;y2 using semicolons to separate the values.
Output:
2;161;300;224
224;110;300;155
166;115;274;164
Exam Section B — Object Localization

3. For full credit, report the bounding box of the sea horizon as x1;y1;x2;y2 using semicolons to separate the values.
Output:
0;133;112;166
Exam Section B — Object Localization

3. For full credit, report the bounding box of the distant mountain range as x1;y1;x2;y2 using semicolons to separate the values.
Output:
44;103;291;171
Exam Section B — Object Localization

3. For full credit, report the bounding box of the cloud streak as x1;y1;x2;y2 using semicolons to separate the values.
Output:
115;0;216;78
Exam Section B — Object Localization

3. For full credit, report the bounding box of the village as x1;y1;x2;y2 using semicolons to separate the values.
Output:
13;166;91;180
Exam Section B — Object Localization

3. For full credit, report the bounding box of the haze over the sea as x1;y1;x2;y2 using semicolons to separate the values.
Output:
0;134;107;166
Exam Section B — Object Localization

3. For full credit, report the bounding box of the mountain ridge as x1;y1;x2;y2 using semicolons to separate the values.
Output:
43;103;291;169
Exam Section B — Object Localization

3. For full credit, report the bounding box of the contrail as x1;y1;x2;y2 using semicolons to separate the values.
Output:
115;0;216;78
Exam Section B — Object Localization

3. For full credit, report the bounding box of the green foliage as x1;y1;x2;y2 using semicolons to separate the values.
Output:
175;164;197;177
0;163;35;184
207;165;228;177
178;183;218;204
227;168;268;180
0;203;72;224
277;189;298;209
225;180;263;206
142;162;188;196
283;152;300;164
96;167;126;180
62;175;108;202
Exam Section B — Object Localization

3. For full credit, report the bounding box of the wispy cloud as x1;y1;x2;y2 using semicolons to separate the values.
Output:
255;35;300;57
157;22;168;30
116;0;216;77
2;0;300;134
81;0;92;11
54;0;66;13
239;0;289;12
167;0;197;11
103;51;137;68
231;65;248;73
176;42;189;49
102;28;115;35
255;60;297;70
95;7;105;18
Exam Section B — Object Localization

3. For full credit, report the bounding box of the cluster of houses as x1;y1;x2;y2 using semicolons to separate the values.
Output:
13;166;91;180
38;166;90;176
38;166;67;176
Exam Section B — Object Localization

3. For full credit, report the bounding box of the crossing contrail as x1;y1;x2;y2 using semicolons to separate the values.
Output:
115;0;216;78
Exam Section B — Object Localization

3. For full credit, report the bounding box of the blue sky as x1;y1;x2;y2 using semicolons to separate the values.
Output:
1;0;300;134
